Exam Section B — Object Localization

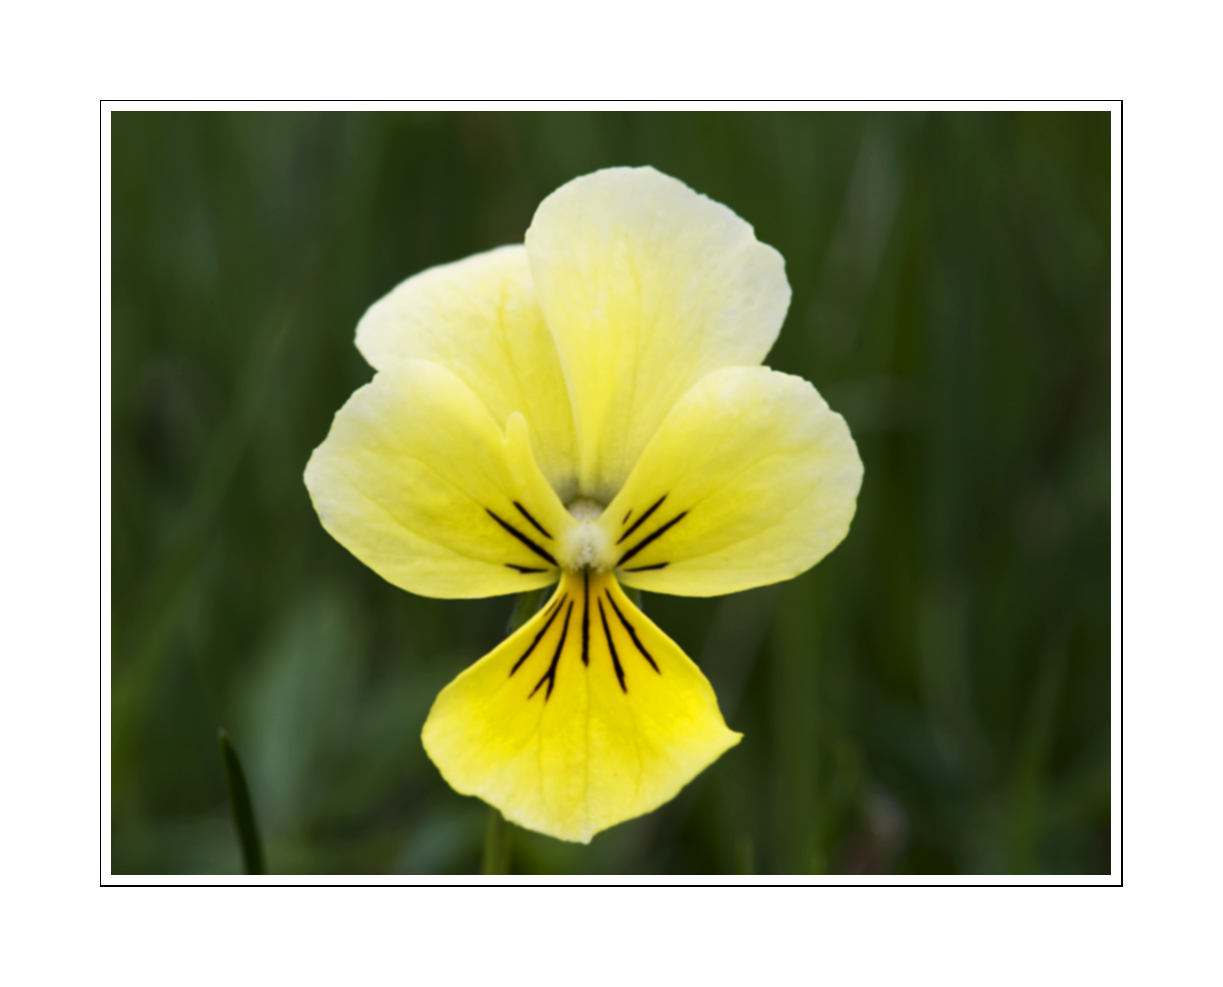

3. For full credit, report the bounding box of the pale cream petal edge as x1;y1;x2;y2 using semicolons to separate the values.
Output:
355;245;579;502
526;167;791;503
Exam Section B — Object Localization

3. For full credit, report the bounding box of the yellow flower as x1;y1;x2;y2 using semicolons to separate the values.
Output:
304;167;863;843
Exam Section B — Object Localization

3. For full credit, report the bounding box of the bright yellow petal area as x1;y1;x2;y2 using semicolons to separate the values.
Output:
422;569;741;843
525;167;791;503
355;245;580;502
600;366;864;597
304;359;574;599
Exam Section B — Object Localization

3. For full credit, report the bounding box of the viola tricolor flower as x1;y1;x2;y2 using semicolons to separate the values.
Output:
305;167;863;843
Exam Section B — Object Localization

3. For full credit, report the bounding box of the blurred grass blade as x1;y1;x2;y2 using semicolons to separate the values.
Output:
219;729;266;875
483;807;510;875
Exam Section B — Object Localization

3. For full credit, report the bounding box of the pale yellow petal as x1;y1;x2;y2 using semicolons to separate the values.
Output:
599;366;863;596
525;167;791;503
422;570;740;843
355;245;579;502
304;359;574;599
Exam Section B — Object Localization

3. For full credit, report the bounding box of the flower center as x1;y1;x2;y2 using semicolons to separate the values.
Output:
560;498;611;572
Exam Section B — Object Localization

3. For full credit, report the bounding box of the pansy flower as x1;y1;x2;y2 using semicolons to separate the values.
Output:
305;167;863;843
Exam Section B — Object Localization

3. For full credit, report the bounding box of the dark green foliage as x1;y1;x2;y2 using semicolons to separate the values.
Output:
111;111;1110;875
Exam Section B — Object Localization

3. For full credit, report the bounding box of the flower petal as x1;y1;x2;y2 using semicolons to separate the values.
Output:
355;245;579;502
525;167;790;503
422;569;740;843
601;366;863;596
304;359;573;599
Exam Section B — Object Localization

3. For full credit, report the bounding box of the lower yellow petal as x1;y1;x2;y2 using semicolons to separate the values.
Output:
421;569;741;843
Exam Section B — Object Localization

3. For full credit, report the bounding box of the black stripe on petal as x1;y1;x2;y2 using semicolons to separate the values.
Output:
510;596;565;676
617;495;666;546
617;511;688;568
513;501;553;540
598;598;627;693
486;509;558;567
581;570;590;666
531;601;573;700
607;592;660;674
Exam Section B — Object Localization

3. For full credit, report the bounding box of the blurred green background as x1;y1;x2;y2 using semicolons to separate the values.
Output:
111;111;1111;875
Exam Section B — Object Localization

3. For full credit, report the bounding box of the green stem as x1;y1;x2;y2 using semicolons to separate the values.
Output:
734;833;755;875
483;807;511;875
218;728;265;875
